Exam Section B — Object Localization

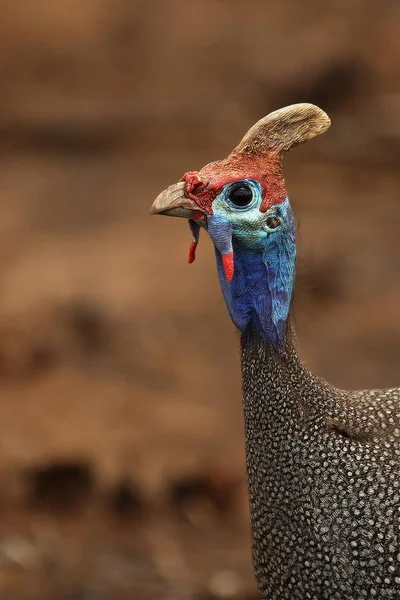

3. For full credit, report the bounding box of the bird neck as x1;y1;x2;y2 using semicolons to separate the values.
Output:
241;323;302;387
239;325;323;448
215;206;296;350
240;324;311;478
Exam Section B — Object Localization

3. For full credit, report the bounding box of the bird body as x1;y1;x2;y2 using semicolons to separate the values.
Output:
151;104;400;599
242;330;399;599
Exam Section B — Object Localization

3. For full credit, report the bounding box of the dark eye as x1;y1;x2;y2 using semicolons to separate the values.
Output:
266;216;281;229
228;183;253;207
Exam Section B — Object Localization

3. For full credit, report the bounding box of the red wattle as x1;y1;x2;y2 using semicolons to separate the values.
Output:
193;210;205;221
222;251;234;282
188;241;197;264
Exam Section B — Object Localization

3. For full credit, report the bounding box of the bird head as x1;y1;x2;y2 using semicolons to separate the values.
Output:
151;104;330;347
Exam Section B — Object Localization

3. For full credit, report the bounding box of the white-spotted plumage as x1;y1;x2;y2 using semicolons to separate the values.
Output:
241;329;400;599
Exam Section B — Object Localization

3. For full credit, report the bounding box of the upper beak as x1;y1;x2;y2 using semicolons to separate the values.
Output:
150;182;201;218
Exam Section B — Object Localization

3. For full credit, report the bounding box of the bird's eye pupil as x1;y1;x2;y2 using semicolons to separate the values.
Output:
229;184;253;207
266;216;281;229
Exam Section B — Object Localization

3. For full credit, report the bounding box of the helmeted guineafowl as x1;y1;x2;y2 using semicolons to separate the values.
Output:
150;104;400;600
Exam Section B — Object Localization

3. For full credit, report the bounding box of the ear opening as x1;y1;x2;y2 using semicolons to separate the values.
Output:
231;103;331;157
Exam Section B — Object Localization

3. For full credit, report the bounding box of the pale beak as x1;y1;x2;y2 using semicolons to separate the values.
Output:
150;182;201;219
151;181;233;280
150;181;206;265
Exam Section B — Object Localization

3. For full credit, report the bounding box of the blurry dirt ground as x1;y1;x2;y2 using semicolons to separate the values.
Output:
0;1;399;598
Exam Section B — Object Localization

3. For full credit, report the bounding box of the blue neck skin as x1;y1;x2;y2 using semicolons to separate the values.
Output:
213;198;296;349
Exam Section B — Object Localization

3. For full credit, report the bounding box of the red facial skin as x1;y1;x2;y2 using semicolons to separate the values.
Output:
181;150;287;279
180;150;286;215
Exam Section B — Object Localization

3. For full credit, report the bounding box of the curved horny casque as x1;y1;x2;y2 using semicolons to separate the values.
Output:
150;104;400;599
232;102;331;154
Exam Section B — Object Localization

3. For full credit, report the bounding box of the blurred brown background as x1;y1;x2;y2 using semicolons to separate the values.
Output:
0;1;398;598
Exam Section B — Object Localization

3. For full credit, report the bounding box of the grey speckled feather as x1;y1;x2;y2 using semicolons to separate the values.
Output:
242;329;400;599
